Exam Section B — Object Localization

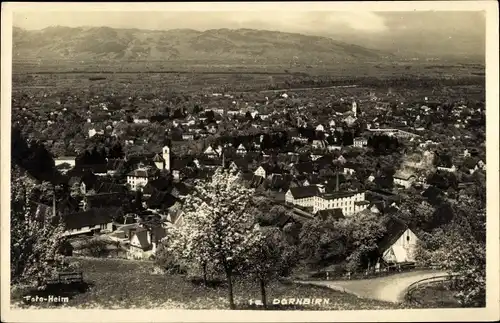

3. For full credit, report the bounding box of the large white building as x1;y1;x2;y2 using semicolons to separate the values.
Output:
313;191;369;216
285;186;320;209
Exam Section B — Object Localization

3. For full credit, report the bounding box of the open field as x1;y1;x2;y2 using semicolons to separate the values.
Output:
11;257;402;310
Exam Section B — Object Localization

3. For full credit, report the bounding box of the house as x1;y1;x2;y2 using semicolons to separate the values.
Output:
128;225;167;260
375;218;420;268
315;124;325;132
312;140;327;149
236;143;247;155
204;145;219;158
437;164;457;173
142;177;172;197
54;156;76;168
145;191;178;211
343;166;356;176
313;191;369;216
344;115;357;126
133;118;150;124
285;186;320;209
254;163;282;178
127;167;160;191
152;154;165;170
62;207;121;237
106;158;125;175
353;137;368;148
182;134;194;141
394;170;416;189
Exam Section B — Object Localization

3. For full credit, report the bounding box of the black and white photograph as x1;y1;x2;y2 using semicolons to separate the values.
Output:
1;2;499;322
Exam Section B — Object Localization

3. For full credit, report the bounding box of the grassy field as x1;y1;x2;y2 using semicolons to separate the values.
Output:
11;257;402;310
407;282;461;308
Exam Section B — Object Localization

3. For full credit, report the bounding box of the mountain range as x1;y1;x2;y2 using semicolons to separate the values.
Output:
13;26;394;64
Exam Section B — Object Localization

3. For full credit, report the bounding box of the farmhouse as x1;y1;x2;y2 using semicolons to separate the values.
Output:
394;170;416;189
375;218;420;268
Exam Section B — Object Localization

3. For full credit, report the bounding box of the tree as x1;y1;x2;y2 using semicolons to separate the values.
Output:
10;164;66;287
162;166;262;309
245;227;296;309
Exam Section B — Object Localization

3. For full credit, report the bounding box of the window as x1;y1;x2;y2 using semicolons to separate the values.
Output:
406;235;410;242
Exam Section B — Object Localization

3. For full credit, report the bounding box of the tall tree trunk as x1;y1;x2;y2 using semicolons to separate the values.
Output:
202;262;208;286
225;267;235;309
259;278;267;310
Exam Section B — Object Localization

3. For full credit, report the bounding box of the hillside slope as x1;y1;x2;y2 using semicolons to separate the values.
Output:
13;26;393;64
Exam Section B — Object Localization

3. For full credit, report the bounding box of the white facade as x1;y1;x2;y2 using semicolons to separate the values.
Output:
437;165;456;173
162;146;170;171
254;166;267;178
127;169;159;191
382;229;420;264
394;176;416;189
313;192;368;216
315;124;325;132
285;190;316;208
353;137;368;148
55;157;76;167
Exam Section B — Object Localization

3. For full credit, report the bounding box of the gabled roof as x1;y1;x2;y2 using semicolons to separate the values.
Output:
288;186;320;199
152;154;164;163
143;177;172;195
64;207;120;230
146;191;177;209
377;217;409;253
95;181;127;194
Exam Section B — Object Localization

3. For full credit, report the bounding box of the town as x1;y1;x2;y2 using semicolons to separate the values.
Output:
11;72;486;309
8;13;487;311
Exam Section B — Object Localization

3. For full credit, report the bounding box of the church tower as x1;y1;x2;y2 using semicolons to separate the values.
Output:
162;145;170;171
352;101;357;118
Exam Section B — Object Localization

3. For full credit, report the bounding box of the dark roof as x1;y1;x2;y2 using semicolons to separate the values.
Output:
152;154;164;162
146;191;177;209
107;158;125;171
171;156;195;170
79;164;108;174
85;193;125;208
127;167;160;178
292;162;315;174
171;182;190;197
289;186;320;199
317;208;345;221
143;177;172;195
377;217;409;252
320;191;362;200
64;207;120;230
95;181;127;194
230;159;249;170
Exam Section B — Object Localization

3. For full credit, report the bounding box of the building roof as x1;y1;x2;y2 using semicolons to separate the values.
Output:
146;191;177;209
152;154;164;163
289;186;320;199
394;170;416;180
377;217;409;253
320;191;362;200
127;167;160;178
143;177;172;195
64;207;120;230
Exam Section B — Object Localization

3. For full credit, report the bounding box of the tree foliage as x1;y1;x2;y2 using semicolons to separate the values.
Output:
10;165;66;287
161;166;262;309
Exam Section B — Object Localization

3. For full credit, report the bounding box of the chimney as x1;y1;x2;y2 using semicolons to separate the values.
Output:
52;185;57;217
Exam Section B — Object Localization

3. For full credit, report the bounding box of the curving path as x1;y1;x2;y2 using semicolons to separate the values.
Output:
297;270;449;303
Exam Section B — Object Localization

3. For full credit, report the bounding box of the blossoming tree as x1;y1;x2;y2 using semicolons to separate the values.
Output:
163;166;262;309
